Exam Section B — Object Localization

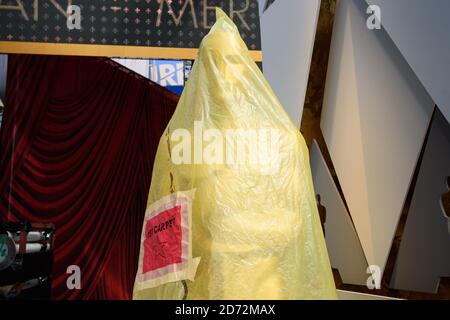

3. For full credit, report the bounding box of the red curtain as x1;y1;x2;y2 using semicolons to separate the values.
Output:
0;54;178;299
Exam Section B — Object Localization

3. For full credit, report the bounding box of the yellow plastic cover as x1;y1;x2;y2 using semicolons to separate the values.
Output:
133;8;337;300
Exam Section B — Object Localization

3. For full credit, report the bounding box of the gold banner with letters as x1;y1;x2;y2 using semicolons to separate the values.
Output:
0;0;262;61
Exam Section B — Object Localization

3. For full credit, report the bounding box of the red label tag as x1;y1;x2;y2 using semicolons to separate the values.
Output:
143;205;182;273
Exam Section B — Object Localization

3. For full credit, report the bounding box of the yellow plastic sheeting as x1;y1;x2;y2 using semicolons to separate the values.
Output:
133;8;337;300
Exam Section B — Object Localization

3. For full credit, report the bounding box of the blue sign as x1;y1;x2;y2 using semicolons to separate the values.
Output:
150;60;185;87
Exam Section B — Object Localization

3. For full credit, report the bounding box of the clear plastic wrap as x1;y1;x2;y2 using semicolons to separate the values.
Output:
133;8;337;300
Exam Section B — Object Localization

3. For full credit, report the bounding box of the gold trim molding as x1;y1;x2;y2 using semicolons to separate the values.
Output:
0;41;263;62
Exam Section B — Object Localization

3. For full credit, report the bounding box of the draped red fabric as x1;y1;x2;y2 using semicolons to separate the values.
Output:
0;54;178;299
